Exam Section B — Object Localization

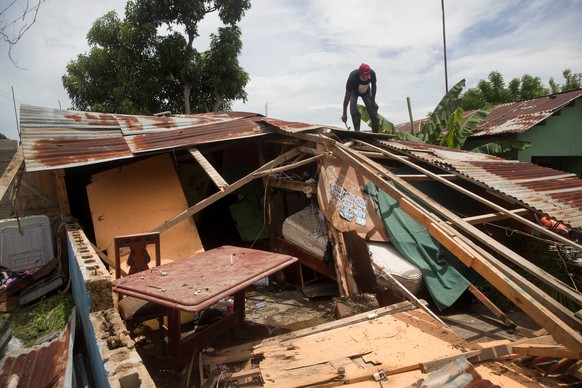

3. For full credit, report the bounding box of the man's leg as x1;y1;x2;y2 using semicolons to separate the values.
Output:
362;94;379;133
349;93;361;131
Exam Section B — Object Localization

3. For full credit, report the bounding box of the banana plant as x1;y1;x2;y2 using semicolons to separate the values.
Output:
357;78;530;154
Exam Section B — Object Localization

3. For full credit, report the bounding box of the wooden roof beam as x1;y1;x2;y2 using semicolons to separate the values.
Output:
331;142;582;358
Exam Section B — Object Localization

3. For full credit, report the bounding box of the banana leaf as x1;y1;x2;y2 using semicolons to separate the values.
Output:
471;140;531;154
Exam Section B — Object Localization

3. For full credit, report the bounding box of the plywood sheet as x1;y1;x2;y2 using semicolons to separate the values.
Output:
211;307;557;387
87;154;204;266
258;309;471;386
317;155;389;242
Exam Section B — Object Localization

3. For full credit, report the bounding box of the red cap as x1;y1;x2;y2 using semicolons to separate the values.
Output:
359;63;371;80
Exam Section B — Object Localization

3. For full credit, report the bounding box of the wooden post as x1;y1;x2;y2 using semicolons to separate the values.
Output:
326;222;357;296
54;169;71;217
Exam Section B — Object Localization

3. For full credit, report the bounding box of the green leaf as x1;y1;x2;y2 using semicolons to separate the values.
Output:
464;107;492;131
471;140;532;154
357;105;397;134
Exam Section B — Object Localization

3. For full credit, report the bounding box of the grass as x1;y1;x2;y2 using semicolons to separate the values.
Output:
0;291;75;348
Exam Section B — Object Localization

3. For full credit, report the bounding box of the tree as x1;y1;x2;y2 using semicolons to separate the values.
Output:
461;71;512;110
1;0;46;65
513;74;549;100
549;68;582;94
462;69;579;110
62;0;251;115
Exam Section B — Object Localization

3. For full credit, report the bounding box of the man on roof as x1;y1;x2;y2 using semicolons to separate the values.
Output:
341;63;379;133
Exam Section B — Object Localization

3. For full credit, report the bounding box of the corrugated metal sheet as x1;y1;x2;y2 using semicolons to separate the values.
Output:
470;89;582;136
0;310;74;387
394;89;582;137
20;105;133;171
19;105;324;172
382;140;582;229
258;118;327;133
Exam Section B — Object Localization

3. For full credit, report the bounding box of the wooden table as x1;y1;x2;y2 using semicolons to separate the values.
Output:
111;245;298;362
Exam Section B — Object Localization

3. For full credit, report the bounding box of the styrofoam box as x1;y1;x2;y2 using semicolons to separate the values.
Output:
0;215;54;272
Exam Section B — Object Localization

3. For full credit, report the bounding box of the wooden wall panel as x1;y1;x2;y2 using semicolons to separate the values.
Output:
87;154;204;267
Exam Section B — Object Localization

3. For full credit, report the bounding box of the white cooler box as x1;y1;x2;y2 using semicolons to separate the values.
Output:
282;206;329;258
0;215;54;272
368;241;424;295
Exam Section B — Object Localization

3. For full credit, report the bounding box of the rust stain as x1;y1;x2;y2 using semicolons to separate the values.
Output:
0;315;73;387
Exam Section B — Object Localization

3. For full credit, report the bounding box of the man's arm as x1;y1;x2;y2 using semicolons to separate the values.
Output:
371;82;378;110
341;90;351;123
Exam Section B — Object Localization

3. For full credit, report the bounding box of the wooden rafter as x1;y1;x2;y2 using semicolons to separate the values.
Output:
328;141;582;357
151;147;326;234
350;139;582;311
0;145;23;201
458;208;530;225
187;147;229;191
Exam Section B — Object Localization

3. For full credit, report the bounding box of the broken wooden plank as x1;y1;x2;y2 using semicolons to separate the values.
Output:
511;344;578;359
314;335;558;387
419;350;482;373
374;257;447;327
397;173;457;181
467;284;516;329
268;178;317;194
0;145;23;201
188;147;229;191
333;140;582;325
54;169;71;217
352;139;582;301
152;147;323;234
459;208;530;225
209;301;417;367
326;223;356;296
329;142;582;358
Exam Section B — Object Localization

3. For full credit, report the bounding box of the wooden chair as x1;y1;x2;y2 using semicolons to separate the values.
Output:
114;232;167;350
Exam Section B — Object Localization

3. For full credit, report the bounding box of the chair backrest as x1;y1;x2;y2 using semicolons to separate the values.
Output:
114;232;161;279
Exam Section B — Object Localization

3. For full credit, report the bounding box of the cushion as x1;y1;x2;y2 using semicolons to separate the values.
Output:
118;296;167;321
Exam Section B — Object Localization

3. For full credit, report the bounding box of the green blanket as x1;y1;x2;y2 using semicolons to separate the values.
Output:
366;182;470;310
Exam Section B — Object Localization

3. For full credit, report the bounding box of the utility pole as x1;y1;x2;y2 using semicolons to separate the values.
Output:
441;0;449;93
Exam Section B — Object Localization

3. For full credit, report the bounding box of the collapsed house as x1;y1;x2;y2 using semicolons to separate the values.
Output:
1;104;582;386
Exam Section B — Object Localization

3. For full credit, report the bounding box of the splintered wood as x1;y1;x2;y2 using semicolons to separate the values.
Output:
207;308;472;387
205;306;564;387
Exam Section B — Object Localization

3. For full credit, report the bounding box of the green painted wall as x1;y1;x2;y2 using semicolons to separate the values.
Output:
518;100;582;175
518;101;582;159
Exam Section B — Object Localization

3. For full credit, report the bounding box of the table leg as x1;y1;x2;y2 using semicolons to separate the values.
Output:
168;308;182;359
233;290;246;322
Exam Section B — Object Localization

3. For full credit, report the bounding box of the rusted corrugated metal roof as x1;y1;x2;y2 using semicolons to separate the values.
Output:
0;310;74;387
19;105;325;172
381;140;582;229
258;118;329;133
395;89;582;137
470;89;582;136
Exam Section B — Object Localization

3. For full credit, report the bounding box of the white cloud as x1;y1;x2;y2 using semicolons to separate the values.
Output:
1;0;581;140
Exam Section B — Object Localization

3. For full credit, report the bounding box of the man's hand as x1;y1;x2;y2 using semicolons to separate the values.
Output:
341;114;347;123
372;101;379;111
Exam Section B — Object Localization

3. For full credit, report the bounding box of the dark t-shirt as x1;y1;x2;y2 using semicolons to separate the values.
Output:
345;69;377;96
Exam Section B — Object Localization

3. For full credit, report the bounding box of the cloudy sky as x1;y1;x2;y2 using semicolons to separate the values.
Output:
1;0;581;141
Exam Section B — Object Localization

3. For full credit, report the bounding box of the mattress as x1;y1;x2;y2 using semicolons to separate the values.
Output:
368;241;424;295
281;207;328;258
282;208;424;295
